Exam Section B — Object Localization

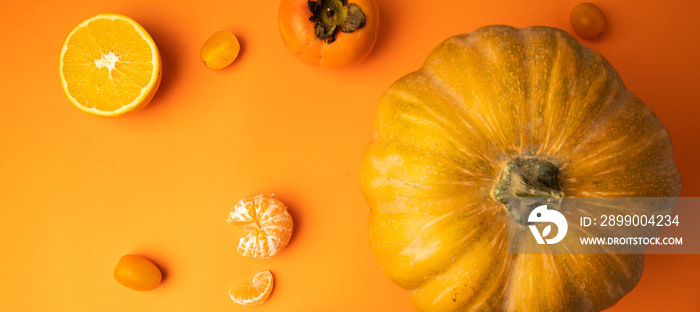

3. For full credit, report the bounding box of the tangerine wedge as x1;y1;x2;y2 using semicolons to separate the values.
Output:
229;270;274;306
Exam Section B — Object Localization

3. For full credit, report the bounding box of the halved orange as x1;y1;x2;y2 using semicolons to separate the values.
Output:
59;13;161;117
227;194;293;258
229;270;274;306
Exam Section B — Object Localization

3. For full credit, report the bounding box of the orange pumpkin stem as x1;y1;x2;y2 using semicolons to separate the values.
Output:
492;158;564;223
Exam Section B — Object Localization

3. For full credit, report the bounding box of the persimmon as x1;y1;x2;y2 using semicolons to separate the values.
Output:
278;0;379;68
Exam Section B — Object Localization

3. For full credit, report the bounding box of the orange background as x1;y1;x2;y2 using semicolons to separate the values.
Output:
1;0;699;311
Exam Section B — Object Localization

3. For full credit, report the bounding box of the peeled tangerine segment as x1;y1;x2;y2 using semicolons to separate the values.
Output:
230;270;274;306
227;194;293;258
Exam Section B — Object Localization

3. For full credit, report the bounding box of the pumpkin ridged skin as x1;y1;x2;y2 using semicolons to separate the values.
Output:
360;25;681;312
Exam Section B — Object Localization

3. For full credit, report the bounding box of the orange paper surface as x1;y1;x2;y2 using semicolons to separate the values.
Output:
1;0;699;311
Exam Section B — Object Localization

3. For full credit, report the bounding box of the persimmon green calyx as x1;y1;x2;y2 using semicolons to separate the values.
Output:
308;0;366;43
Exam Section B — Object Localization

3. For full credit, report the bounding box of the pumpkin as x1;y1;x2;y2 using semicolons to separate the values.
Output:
359;25;681;312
